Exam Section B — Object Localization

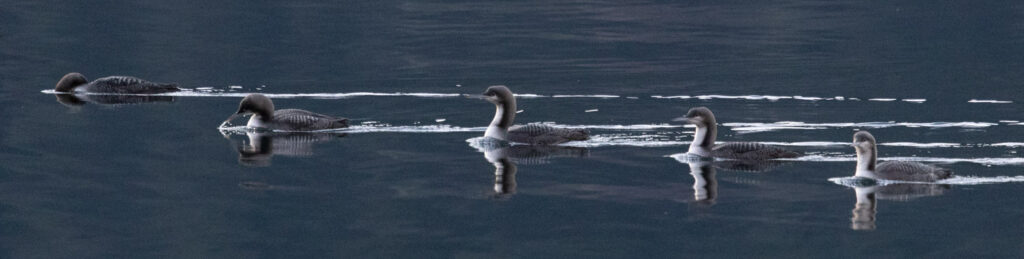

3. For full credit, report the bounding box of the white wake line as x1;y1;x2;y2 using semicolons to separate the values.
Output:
43;90;462;98
218;123;684;134
41;90;622;99
219;123;1024;148
725;121;1000;133
335;123;683;132
968;99;1013;104
40;90;1024;104
829;176;1024;186
649;94;931;103
779;155;1024;165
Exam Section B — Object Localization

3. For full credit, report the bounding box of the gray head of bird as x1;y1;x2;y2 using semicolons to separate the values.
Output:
852;131;877;152
55;72;89;92
481;85;515;105
673;107;717;127
221;94;275;127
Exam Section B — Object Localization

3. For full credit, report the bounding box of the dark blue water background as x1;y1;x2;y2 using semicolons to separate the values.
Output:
2;1;1024;257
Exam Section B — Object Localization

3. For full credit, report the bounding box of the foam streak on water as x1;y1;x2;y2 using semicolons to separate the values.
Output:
725;121;998;133
42;90;623;99
43;90;1022;106
784;154;1024;166
968;99;1013;104
829;176;1024;186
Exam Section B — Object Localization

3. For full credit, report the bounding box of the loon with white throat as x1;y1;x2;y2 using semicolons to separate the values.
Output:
675;107;801;160
54;72;180;93
476;85;589;145
222;94;349;131
851;131;952;182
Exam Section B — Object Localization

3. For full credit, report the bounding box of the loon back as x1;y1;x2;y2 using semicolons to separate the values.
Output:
86;76;180;94
710;142;802;160
270;109;349;131
874;161;953;182
507;124;590;145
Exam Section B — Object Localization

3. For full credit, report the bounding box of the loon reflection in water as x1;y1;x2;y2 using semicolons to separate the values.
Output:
674;107;801;160
472;138;589;197
55;93;175;107
221;130;346;167
674;153;793;173
845;181;950;231
686;161;718;206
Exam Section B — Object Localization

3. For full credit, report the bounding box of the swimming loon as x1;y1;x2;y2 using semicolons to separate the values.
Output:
476;85;589;145
55;72;180;93
675;107;801;160
851;131;952;182
222;94;349;131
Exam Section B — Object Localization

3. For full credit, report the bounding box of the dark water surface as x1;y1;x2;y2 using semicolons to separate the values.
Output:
3;1;1024;258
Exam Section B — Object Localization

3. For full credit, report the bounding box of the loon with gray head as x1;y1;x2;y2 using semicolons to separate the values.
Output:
221;94;349;131
475;85;589;145
675;107;801;160
851;131;953;182
54;72;180;93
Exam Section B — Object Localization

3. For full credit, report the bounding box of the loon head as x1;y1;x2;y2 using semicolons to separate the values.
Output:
677;107;717;128
55;72;89;92
852;131;877;155
482;85;516;107
236;94;275;119
222;94;275;127
852;131;879;175
675;107;719;152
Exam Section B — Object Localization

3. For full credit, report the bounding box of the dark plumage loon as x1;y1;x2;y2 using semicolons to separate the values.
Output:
476;85;589;145
851;131;953;182
222;94;348;131
54;72;179;93
675;107;801;160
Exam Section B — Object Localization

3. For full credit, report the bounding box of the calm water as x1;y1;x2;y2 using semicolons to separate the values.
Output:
3;0;1024;257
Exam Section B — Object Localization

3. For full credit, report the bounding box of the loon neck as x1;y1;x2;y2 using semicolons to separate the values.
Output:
484;101;516;140
854;145;878;178
688;124;716;155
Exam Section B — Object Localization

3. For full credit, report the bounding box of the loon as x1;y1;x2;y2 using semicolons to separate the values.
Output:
851;131;953;182
675;107;801;160
476;85;589;145
54;72;180;93
222;94;349;131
